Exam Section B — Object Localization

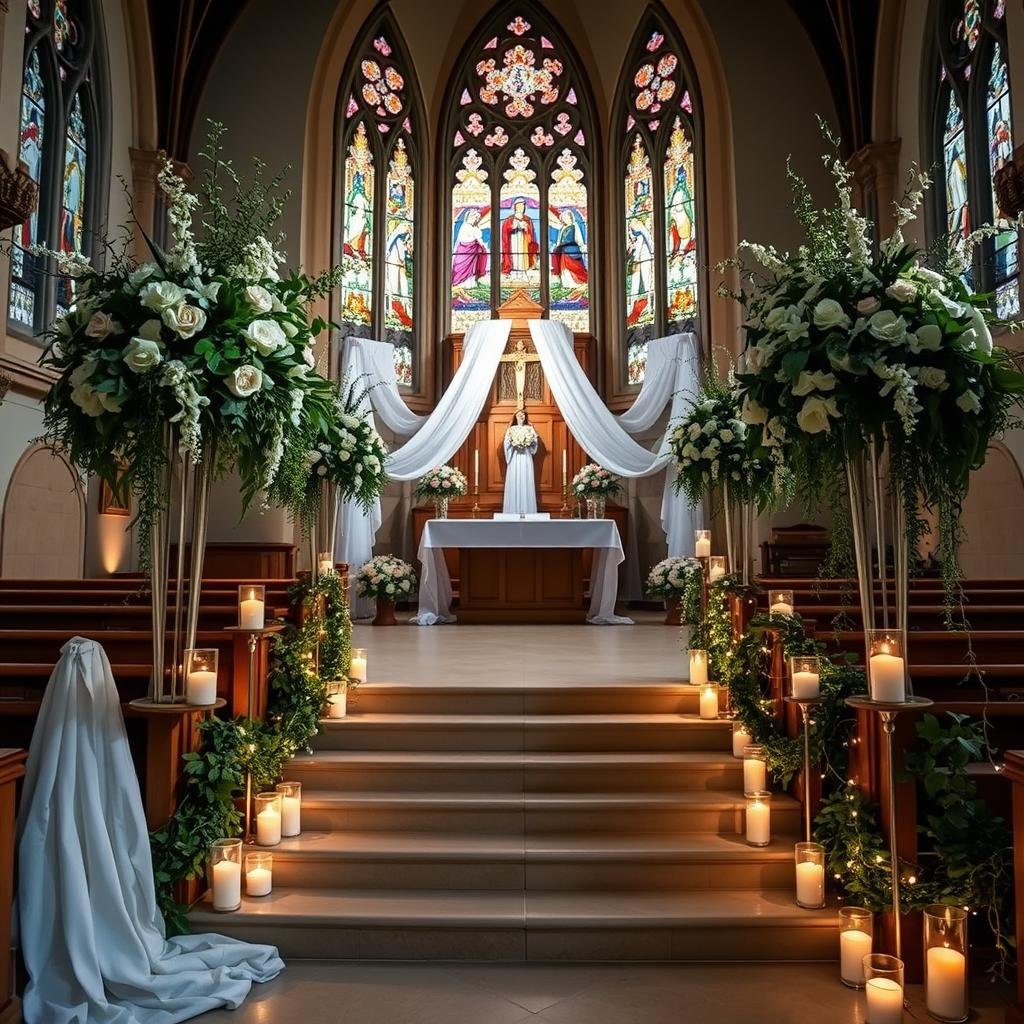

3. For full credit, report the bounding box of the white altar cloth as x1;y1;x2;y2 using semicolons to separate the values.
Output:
412;519;633;626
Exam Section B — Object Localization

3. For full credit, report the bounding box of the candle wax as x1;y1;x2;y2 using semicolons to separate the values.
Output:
865;977;903;1024
732;724;751;759
743;757;766;795
926;946;966;1021
212;859;241;911
280;795;301;837
770;601;793;616
840;929;872;985
239;598;265;630
246;866;273;897
187;670;217;706
689;653;708;687
327;691;347;719
795;861;824;907
695;539;711;558
791;671;820;700
349;656;367;683
869;654;906;703
699;686;718;720
746;800;770;845
709;566;725;581
256;806;281;847
319;559;333;574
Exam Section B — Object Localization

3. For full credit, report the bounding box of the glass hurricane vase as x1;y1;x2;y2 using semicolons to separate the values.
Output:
585;495;607;519
434;496;449;519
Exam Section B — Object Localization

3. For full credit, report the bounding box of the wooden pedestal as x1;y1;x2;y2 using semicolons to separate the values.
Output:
459;548;586;624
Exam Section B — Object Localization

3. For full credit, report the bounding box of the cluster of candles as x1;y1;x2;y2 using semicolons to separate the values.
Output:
324;648;368;719
211;781;303;910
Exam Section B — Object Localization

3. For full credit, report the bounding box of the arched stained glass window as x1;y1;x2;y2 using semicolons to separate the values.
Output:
617;9;702;385
337;15;422;387
444;6;595;335
8;0;106;335
933;0;1018;317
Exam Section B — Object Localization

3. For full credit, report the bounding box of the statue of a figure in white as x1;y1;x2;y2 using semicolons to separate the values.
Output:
502;409;539;516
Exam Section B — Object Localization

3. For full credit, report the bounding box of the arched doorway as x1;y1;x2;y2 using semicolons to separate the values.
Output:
958;443;1024;579
1;444;85;578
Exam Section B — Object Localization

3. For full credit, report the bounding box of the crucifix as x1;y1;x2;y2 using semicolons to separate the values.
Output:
498;338;542;411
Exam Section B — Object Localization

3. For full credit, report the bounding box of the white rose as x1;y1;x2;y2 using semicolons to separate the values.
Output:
386;583;395;595
69;355;98;388
914;267;946;289
226;364;263;397
128;264;159;290
885;279;917;303
792;370;837;396
123;337;164;373
812;298;850;330
139;280;187;311
764;306;788;331
162;303;207;339
244;284;274;313
243;318;287;356
71;383;104;417
910;323;943;352
856;296;881;315
687;422;702;441
955;389;981;414
868;309;907;344
85;311;120;340
796;395;839;434
740;394;768;425
719;429;734;443
959;304;993;355
916;366;948;390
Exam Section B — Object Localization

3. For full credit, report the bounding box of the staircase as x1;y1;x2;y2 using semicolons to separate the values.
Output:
192;681;836;960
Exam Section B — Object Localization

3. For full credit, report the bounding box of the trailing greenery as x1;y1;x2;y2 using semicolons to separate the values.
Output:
150;572;350;934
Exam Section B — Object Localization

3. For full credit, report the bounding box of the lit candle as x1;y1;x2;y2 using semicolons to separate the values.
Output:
840;930;873;986
562;449;567;489
795;861;824;908
349;649;367;683
869;653;906;703
239;588;265;630
732;722;751;759
327;683;347;718
186;669;217;706
743;755;766;795
791;670;820;700
279;795;301;837
865;977;903;1024
699;684;718;720
770;600;793;616
319;556;333;574
256;804;281;847
246;864;273;897
689;649;708;687
746;795;770;846
212;859;241;911
695;537;711;558
709;562;725;581
926;946;966;1021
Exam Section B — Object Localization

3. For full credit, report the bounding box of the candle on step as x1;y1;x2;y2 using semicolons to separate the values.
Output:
867;631;906;703
866;978;903;1023
276;782;302;837
255;792;282;847
924;904;968;1022
688;648;708;688
732;722;751;759
184;648;218;705
794;842;825;908
838;906;873;988
326;680;347;718
349;647;367;684
699;683;718;720
210;838;242;912
245;853;273;897
745;791;771;846
238;584;266;630
742;745;766;795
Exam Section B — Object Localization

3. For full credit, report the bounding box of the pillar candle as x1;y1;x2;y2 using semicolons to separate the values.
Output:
791;671;820;700
695;537;711;558
699;685;718;720
869;654;906;703
474;448;479;490
865;977;903;1024
187;670;217;706
796;861;824;907
256;805;281;847
319;557;333;574
239;596;265;630
246;866;273;897
926;946;966;1021
562;449;567;488
743;757;766;795
746;799;770;845
327;689;347;718
349;654;367;683
732;723;751;759
689;651;708;687
212;859;241;911
709;563;725;581
770;600;794;616
280;796;301;837
840;930;873;986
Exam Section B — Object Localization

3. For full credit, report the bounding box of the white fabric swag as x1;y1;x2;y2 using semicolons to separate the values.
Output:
16;637;283;1024
337;321;702;611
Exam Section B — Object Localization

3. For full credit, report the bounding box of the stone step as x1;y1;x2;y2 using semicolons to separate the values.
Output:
190;887;836;961
313;713;732;752
285;750;744;793
264;830;799;891
348;682;704;716
297;789;803;834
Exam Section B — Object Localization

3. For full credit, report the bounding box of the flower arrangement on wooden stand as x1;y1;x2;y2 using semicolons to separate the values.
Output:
355;555;418;625
645;557;702;626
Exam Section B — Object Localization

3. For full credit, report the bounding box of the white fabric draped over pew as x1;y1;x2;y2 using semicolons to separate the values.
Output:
337;320;702;615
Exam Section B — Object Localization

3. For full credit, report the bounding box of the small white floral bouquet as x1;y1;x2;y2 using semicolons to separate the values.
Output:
507;424;538;452
571;462;621;498
646;557;703;622
414;464;468;500
355;555;418;602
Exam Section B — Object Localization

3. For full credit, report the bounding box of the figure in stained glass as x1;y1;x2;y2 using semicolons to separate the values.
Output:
501;200;539;277
341;122;374;328
944;92;970;240
384;136;414;334
451;148;492;331
499;147;541;304
664;116;697;327
624;134;655;332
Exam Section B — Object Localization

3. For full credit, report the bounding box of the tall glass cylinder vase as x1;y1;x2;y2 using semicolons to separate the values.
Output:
586;495;606;519
434;496;449;519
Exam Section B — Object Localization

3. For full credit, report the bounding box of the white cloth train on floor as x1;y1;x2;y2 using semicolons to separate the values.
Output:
16;637;283;1024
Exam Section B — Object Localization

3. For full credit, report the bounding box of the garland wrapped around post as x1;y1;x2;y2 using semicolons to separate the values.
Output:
150;572;350;934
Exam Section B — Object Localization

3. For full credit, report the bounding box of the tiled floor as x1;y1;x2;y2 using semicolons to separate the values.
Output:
351;611;687;687
197;960;1011;1023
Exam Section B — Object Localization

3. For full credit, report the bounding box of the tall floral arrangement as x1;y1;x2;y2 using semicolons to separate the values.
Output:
414;464;468;500
37;123;342;567
571;463;621;498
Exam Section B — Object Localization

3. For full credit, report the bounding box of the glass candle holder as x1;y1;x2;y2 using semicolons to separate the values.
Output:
864;953;904;1024
688;648;708;687
769;589;794;616
238;584;266;630
318;551;334;574
349;647;368;684
210;838;242;912
745;791;771;846
326;679;348;719
245;852;273;897
867;629;907;704
742;744;767;796
789;655;821;701
184;648;218;706
254;791;282;847
794;841;825;909
708;555;726;582
924;905;968;1022
694;529;711;559
699;682;719;720
732;721;751;759
276;781;302;837
839;906;874;988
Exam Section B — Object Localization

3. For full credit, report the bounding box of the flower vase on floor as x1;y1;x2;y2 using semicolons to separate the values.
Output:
373;598;398;626
434;497;449;520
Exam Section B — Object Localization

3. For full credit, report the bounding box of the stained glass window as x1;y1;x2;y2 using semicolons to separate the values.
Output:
8;0;105;335
445;8;593;333
618;15;701;384
934;0;1018;316
337;15;421;387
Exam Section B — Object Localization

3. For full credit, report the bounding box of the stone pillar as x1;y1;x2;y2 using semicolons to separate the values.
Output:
846;140;901;239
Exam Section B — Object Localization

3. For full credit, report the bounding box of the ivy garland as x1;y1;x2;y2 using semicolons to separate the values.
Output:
150;571;350;934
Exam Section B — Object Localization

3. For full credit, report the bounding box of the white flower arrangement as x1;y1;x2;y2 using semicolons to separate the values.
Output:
645;557;703;623
355;555;418;602
414;464;468;500
507;424;538;452
571;462;621;498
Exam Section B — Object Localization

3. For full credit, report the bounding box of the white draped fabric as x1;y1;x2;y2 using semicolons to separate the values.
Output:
16;637;283;1024
502;430;539;514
